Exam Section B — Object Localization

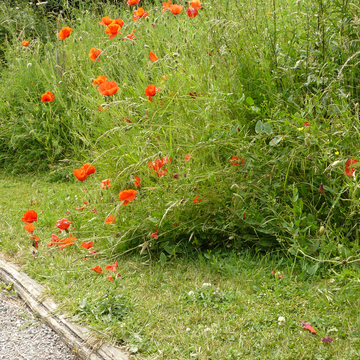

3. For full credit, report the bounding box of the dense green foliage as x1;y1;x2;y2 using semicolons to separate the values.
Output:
0;0;360;264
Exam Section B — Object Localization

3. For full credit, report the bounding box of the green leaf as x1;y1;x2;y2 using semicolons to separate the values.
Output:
148;217;159;223
164;245;176;256
307;263;319;276
269;135;282;146
246;97;254;105
263;123;273;135
229;124;239;136
255;120;263;134
160;252;167;265
258;238;278;247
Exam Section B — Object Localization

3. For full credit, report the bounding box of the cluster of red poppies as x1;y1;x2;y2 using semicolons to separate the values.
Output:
21;0;204;105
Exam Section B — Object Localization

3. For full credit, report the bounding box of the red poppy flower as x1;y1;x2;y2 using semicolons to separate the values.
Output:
133;7;148;21
22;210;37;223
185;154;192;161
107;275;114;282
105;215;116;224
58;27;72;40
58;234;76;250
92;75;107;85
193;195;202;203
127;0;140;4
89;250;98;254
105;261;118;271
150;230;158;239
74;168;87;181
113;19;125;27
30;236;40;248
145;84;160;102
189;0;201;10
41;92;55;103
47;234;60;247
55;218;71;230
300;321;317;334
119;189;137;205
345;158;358;177
124;29;137;41
189;92;197;99
149;51;158;62
80;241;93;249
100;179;112;190
229;156;245;166
147;157;170;177
81;164;95;175
89;48;102;62
99;16;113;25
133;174;141;188
21;40;29;47
303;122;310;127
170;4;183;14
97;106;106;112
98;81;119;96
162;0;171;12
105;23;123;39
24;223;35;233
187;8;198;17
91;266;103;273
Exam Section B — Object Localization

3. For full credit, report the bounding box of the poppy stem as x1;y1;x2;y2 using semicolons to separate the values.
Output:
55;48;66;77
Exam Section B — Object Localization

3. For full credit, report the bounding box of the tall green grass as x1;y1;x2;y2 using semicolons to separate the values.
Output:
0;0;360;267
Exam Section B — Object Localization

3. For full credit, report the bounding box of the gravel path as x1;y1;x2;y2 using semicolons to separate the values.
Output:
0;283;78;360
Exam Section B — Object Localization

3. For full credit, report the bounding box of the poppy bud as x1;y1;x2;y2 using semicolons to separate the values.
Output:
210;65;215;70
330;160;341;168
192;33;196;40
144;44;150;48
305;137;311;147
190;74;195;80
193;186;197;190
174;173;179;179
319;226;325;236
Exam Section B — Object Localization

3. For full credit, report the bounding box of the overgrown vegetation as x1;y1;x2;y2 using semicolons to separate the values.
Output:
1;1;360;269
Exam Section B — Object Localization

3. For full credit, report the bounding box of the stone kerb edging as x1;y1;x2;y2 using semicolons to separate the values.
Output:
0;256;129;360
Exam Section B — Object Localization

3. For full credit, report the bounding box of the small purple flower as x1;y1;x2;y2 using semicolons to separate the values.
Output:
321;336;334;343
